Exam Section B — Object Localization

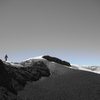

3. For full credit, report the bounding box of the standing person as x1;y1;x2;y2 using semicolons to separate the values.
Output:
5;54;8;61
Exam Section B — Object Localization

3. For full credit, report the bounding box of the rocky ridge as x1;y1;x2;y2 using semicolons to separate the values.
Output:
0;55;71;100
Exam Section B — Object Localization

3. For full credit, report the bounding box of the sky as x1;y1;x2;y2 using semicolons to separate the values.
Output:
0;0;100;65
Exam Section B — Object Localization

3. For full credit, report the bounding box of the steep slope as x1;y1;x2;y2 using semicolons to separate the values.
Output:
19;66;100;100
17;56;100;100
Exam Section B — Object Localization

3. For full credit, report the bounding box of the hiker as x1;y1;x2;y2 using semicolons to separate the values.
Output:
5;54;8;61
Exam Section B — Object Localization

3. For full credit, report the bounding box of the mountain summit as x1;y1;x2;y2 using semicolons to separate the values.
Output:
0;55;71;100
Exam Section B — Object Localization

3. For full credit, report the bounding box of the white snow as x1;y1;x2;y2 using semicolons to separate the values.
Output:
21;55;44;63
26;55;43;60
71;64;100;74
10;62;23;67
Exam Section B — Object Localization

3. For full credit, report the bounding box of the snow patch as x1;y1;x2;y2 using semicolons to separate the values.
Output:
71;64;100;74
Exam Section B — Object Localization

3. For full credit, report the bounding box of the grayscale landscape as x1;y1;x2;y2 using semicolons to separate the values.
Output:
0;55;100;100
0;0;100;100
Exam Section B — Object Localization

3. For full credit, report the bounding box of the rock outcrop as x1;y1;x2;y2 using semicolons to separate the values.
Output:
42;55;71;66
0;59;50;100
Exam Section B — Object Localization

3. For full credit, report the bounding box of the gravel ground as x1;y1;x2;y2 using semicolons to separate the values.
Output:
19;68;100;100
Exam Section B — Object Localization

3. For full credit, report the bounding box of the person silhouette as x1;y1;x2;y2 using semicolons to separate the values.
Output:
5;54;8;61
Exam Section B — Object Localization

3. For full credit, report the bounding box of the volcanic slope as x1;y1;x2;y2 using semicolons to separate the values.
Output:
18;56;100;100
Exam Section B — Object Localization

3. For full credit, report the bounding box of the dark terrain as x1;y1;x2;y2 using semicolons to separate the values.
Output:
0;59;50;100
42;55;71;66
19;66;100;100
0;55;100;100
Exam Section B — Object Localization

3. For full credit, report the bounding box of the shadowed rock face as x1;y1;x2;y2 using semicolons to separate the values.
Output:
0;59;50;100
0;87;17;100
42;55;71;66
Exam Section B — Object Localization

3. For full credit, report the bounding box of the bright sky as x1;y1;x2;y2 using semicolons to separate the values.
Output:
0;0;100;65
